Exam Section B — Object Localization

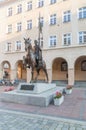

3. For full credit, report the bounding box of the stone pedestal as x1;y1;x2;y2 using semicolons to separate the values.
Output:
0;83;64;107
17;83;56;94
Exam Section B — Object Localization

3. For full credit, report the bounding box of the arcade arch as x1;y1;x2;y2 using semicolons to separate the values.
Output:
1;61;11;79
15;60;26;80
75;56;86;82
52;57;68;85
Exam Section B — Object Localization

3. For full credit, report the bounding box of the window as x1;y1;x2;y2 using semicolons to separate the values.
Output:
78;31;86;44
40;17;44;27
61;62;68;71
27;1;32;11
40;37;43;48
7;7;12;16
17;22;22;32
17;4;22;13
38;0;44;7
7;24;12;33
27;20;32;30
78;7;86;19
15;41;22;51
38;17;44;27
50;14;56;25
49;36;56;47
4;63;9;69
6;43;11;51
50;0;56;4
63;33;71;45
63;10;71;22
81;60;86;71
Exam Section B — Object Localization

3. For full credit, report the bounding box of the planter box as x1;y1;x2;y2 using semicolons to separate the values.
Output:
54;96;64;106
66;89;72;94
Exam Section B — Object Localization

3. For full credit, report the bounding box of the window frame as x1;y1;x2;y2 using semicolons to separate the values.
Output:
63;10;71;23
38;16;44;27
6;42;12;52
27;20;32;30
78;7;86;19
81;60;86;71
16;22;22;32
63;33;71;46
17;4;22;14
38;0;44;8
50;14;57;25
15;41;22;51
50;0;56;4
7;7;12;16
78;31;86;44
40;37;43;48
61;62;68;71
49;35;57;47
27;1;32;11
7;24;12;33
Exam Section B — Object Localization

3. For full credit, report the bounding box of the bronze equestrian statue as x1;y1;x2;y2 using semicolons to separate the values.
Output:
23;38;48;82
34;40;42;67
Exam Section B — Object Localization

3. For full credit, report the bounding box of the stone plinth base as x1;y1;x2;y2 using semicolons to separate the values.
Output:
0;83;64;107
17;83;56;94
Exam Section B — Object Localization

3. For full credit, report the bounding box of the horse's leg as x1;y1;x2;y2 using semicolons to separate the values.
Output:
43;68;49;82
35;69;40;81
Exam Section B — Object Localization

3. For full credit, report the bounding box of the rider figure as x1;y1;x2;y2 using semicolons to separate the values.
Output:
34;40;42;67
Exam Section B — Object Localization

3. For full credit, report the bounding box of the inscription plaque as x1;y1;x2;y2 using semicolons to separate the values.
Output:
21;85;34;90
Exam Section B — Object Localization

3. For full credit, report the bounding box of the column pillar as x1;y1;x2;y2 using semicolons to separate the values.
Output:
27;68;31;83
68;68;74;85
0;65;3;79
10;69;17;80
0;70;3;79
47;69;52;83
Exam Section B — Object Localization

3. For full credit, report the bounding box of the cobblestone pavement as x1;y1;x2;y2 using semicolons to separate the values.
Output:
0;109;86;130
0;86;86;129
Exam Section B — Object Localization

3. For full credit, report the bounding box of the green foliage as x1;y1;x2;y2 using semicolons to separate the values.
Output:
54;91;62;99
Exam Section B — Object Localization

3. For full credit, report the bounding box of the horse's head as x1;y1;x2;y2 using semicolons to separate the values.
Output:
24;38;32;51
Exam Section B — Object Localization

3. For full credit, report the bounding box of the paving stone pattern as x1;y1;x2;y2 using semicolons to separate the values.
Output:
0;87;86;130
0;109;86;130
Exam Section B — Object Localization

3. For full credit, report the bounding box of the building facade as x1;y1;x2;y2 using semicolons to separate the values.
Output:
0;0;86;85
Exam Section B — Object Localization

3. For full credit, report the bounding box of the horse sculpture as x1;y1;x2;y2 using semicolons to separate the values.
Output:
23;38;48;82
